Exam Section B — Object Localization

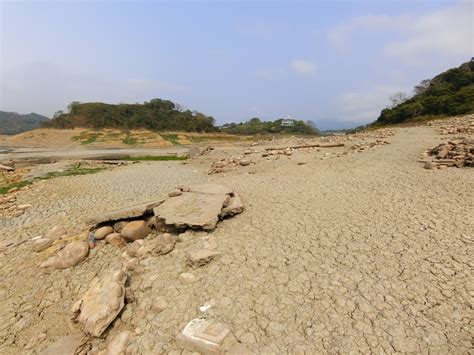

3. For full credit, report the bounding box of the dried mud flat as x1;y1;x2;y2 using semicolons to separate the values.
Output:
0;123;473;354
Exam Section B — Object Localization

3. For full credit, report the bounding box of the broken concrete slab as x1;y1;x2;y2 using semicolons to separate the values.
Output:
85;198;166;227
188;183;234;196
176;318;231;355
153;192;230;231
71;263;126;337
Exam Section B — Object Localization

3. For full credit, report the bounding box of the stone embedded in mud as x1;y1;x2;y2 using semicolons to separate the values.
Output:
177;318;231;355
137;233;177;256
424;161;435;170
31;238;53;252
120;220;151;242
179;272;196;284
71;263;127;337
125;240;144;257
40;241;89;269
105;233;126;248
39;333;88;355
186;249;221;268
168;189;183;197
152;297;168;313
220;193;244;217
105;330;134;355
45;225;67;241
154;192;230;231
94;226;114;240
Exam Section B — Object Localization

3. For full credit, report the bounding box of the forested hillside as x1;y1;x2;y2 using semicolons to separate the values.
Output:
0;111;49;135
43;99;217;132
375;60;474;125
221;118;319;135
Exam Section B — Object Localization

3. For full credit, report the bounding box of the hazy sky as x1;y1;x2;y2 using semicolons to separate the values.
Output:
1;0;472;129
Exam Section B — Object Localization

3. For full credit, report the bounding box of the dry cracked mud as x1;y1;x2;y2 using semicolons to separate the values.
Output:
0;126;472;354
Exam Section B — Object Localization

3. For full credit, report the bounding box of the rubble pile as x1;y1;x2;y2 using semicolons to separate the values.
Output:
351;139;390;152
30;183;245;353
422;138;474;169
427;114;474;135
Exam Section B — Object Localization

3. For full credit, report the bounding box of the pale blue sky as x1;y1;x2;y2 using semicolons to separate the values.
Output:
1;0;472;129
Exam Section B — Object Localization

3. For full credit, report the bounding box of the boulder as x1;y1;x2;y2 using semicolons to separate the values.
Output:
120;220;151;242
186;249;221;268
154;192;230;231
71;263;127;337
239;159;251;166
40;241;89;269
94;226;114;240
45;225;67;241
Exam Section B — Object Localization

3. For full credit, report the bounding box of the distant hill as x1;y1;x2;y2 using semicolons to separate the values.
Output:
375;60;474;125
221;118;320;135
0;111;49;135
43;98;217;132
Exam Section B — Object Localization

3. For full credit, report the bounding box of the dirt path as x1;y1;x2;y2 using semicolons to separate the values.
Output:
0;126;472;354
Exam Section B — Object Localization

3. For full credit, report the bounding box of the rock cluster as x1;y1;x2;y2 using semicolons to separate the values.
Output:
351;139;390;152
0;190;33;219
422;138;474;169
28;183;244;353
208;156;255;174
427;114;474;135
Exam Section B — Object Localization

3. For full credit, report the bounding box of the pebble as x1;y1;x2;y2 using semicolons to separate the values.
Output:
179;273;196;284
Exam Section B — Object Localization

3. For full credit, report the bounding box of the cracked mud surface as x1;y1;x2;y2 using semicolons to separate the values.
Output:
1;127;473;354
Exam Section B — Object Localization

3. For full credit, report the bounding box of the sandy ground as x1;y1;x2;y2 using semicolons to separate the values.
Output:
0;126;472;354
